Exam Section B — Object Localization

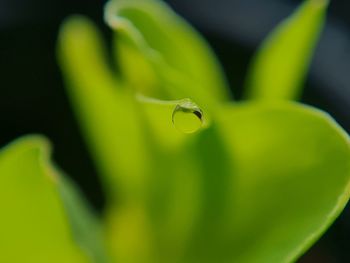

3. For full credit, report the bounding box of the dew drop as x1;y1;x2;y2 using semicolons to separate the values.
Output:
172;100;203;134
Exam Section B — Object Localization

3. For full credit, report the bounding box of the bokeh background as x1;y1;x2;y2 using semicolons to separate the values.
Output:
0;0;349;261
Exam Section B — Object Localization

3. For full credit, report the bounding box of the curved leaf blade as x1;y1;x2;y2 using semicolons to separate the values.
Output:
105;0;230;106
58;16;151;202
214;102;350;262
245;0;328;101
0;136;90;263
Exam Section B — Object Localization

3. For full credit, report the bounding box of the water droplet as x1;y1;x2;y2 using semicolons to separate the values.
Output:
172;100;203;134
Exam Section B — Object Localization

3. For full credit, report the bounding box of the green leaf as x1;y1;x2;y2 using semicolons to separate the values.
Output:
103;100;350;263
104;0;229;107
58;18;160;262
100;96;205;263
245;0;328;101
0;136;89;263
209;102;350;262
58;16;152;203
139;101;350;263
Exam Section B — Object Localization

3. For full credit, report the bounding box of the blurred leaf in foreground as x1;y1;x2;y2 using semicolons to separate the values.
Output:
0;136;111;263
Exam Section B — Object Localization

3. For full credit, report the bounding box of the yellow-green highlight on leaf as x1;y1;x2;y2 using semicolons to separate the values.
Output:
104;0;230;107
0;136;89;263
245;0;328;101
214;102;350;262
58;16;152;203
58;17;159;262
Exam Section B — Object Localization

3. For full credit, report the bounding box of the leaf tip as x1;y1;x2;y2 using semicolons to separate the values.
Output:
5;134;51;155
309;0;329;9
58;15;96;46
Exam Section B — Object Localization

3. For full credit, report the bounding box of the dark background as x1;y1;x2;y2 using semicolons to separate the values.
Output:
0;0;349;261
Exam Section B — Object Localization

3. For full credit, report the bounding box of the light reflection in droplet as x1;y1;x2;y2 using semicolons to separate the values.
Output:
172;100;203;134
